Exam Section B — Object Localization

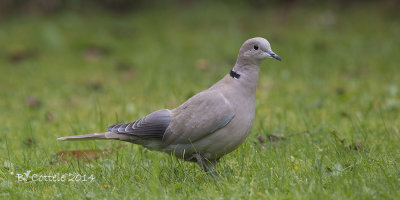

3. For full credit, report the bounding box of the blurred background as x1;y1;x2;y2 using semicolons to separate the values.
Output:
1;0;400;198
1;0;399;169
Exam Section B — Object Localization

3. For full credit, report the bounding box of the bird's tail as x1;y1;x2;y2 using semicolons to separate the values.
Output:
57;132;122;141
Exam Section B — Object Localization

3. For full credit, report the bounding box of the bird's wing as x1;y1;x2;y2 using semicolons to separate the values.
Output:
107;109;172;140
163;90;235;144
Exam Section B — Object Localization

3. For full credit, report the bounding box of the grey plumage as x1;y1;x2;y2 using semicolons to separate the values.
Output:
58;37;281;176
107;109;172;139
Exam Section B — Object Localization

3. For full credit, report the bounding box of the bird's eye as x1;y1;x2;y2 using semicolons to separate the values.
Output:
253;45;258;50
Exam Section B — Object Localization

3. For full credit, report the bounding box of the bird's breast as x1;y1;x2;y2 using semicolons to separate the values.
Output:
191;92;256;159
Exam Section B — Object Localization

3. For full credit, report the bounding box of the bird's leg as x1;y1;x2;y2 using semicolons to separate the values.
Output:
194;154;218;177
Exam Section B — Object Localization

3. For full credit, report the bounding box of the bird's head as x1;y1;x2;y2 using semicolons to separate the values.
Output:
238;37;281;62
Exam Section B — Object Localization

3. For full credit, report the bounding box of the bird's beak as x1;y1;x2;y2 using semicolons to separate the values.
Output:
267;50;281;61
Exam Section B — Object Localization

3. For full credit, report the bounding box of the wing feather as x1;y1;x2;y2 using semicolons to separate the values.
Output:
106;109;172;140
163;91;235;144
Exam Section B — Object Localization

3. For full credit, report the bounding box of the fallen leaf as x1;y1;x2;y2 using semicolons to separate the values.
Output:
340;111;350;118
267;133;286;142
83;45;110;61
257;135;265;144
8;49;38;63
267;134;286;148
329;130;345;145
23;138;34;147
52;145;126;164
349;142;363;151
87;81;103;91
46;112;55;121
335;87;346;95
57;149;111;162
330;130;363;151
257;135;266;151
195;59;209;71
24;96;42;109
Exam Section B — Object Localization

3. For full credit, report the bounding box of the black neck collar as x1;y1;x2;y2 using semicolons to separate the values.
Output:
230;69;240;79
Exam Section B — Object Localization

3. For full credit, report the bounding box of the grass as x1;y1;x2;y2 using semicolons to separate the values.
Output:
1;2;400;199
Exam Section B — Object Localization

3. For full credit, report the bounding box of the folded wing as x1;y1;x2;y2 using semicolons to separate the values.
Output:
163;91;235;145
107;109;172;140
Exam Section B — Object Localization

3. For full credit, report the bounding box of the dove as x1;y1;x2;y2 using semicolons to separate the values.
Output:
58;37;281;176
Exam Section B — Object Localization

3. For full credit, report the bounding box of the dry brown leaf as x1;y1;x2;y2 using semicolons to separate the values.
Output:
267;133;286;142
52;145;125;164
257;135;266;151
8;49;38;63
83;45;110;61
257;135;265;144
195;59;209;71
87;81;103;91
267;133;287;148
349;142;363;151
23;138;34;147
46;112;55;121
57;149;111;162
24;96;42;108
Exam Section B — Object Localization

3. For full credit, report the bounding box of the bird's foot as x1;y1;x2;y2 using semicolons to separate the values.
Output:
194;154;218;177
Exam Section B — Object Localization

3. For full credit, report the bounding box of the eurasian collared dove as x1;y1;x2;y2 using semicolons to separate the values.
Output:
58;37;281;176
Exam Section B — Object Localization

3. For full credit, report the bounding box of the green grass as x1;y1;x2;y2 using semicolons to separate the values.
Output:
1;2;400;199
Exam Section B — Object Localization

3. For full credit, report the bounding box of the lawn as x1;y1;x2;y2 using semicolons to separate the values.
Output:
0;2;400;199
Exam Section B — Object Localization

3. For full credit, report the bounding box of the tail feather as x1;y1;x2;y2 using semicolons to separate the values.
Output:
57;132;120;141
